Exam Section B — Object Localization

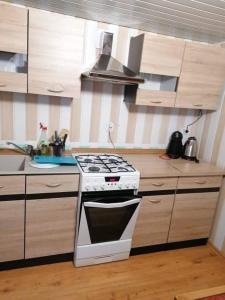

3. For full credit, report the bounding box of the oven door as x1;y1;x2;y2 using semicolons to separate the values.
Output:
77;194;142;246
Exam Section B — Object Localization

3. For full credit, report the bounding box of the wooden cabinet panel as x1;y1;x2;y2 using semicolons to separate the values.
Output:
0;200;25;262
0;3;27;54
26;174;79;194
26;197;77;258
140;34;185;76
177;176;222;190
28;8;85;98
0;175;25;195
168;192;219;242
176;42;225;110
132;195;174;247
139;177;178;192
136;89;176;107
0;72;27;93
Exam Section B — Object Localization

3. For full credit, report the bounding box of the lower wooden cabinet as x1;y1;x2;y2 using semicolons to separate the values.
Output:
168;192;219;242
132;195;174;248
0;200;25;262
25;197;77;258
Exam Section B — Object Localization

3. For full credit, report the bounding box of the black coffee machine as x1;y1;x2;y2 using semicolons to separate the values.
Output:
166;131;183;159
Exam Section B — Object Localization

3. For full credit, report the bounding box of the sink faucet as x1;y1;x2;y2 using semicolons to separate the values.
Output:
6;142;34;156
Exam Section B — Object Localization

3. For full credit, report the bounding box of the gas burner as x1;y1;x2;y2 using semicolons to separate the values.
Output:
84;158;93;163
76;155;101;164
88;166;100;172
100;155;123;164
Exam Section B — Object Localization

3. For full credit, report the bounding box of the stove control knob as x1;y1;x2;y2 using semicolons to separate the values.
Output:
93;186;97;191
100;186;105;191
85;186;90;191
132;184;137;189
126;184;130;189
118;184;122;189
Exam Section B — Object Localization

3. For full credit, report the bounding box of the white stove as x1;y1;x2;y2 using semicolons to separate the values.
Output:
73;154;141;267
75;154;140;192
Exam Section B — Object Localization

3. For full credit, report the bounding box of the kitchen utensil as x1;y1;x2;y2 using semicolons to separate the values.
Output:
166;131;183;159
183;136;199;163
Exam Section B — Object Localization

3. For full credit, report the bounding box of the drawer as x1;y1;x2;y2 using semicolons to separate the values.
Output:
0;175;25;195
0;72;27;93
177;176;222;190
139;177;178;192
26;174;79;194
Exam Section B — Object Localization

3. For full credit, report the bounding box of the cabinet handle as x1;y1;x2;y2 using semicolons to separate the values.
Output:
0;84;6;87
194;180;206;185
151;182;164;187
0;185;4;188
47;85;64;93
149;199;161;204
151;101;162;104
46;183;62;188
193;104;203;107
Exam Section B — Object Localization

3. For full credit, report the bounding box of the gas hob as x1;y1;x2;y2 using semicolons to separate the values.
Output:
74;154;140;192
75;154;136;173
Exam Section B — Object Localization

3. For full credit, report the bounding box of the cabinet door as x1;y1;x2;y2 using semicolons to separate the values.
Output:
175;42;225;110
28;8;84;98
0;200;25;262
140;34;185;76
26;197;77;258
136;89;176;107
132;195;174;248
168;192;219;242
0;3;27;54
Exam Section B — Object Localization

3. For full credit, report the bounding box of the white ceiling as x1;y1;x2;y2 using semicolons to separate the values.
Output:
6;0;225;43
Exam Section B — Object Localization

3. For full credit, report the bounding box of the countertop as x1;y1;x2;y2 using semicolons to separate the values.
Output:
123;154;224;178
0;152;224;177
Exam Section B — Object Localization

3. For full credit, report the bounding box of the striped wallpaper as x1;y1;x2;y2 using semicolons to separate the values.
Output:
0;19;205;149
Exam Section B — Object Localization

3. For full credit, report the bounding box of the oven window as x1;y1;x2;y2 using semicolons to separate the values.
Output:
84;204;138;244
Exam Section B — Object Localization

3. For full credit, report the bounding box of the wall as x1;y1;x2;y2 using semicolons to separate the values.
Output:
199;85;225;252
0;19;204;149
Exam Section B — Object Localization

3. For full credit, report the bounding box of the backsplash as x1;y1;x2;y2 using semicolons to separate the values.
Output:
0;19;208;149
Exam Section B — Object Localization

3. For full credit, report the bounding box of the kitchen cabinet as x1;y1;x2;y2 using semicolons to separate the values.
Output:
25;174;79;258
26;197;77;258
0;175;25;262
125;33;185;108
168;176;222;242
28;8;85;98
132;195;174;247
128;33;185;76
175;42;225;110
0;2;27;93
168;192;219;242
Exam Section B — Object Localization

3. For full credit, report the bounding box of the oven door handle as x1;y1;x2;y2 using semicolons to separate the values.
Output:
83;198;141;209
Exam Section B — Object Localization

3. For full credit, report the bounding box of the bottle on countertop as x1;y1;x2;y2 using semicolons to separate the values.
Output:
37;123;50;155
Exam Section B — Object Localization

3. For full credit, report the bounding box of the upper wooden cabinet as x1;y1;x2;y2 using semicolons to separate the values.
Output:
175;42;225;110
0;2;27;93
0;2;27;54
28;8;85;98
128;33;185;77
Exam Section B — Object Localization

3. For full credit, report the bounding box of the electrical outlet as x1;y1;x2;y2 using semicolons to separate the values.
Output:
109;122;114;132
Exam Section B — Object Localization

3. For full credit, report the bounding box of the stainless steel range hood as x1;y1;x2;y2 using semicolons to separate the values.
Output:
81;32;144;85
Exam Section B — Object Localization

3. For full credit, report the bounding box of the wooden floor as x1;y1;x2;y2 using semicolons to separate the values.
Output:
0;245;225;300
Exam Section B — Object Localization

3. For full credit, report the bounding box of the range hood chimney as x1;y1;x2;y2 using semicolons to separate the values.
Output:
81;32;144;85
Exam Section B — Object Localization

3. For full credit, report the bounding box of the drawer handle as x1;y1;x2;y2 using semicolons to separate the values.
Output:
0;185;4;188
151;101;162;104
194;180;206;184
46;183;62;188
152;182;164;187
149;199;161;204
193;104;203;107
0;84;6;87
